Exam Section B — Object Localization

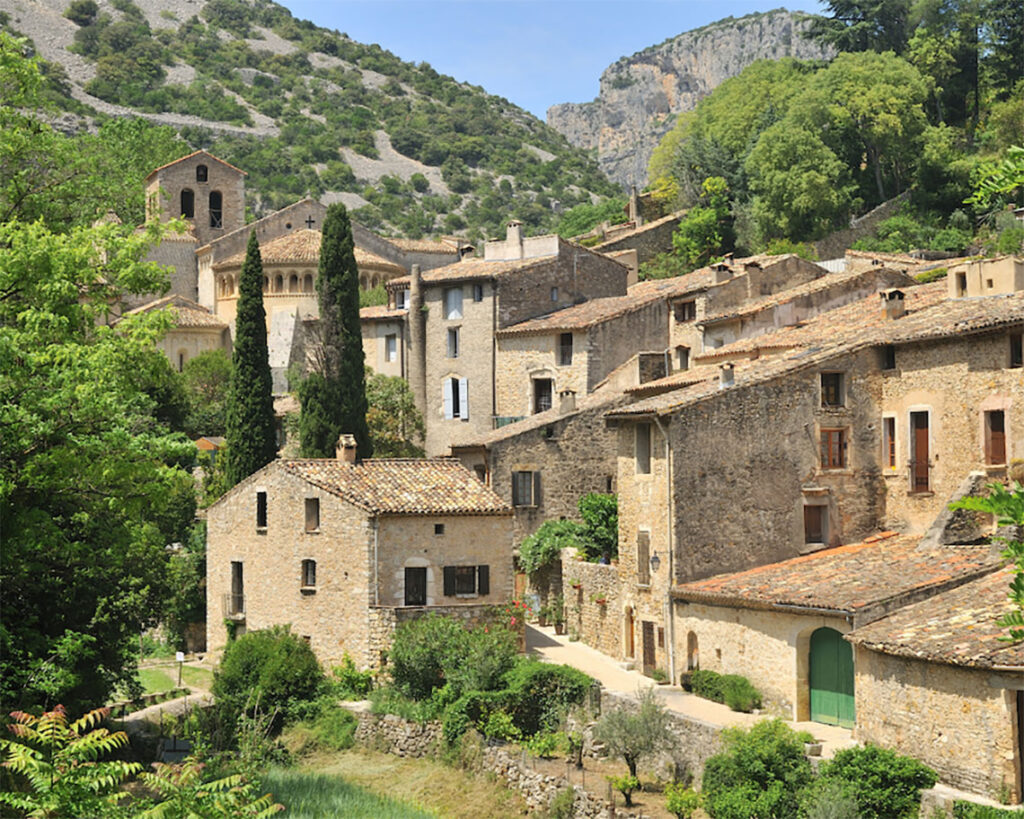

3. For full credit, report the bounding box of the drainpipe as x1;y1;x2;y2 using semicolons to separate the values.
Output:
372;516;380;606
651;414;676;686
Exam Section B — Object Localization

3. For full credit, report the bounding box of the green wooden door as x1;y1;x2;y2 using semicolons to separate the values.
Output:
809;628;855;728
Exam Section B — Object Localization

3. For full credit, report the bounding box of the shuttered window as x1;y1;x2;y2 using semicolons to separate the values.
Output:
883;417;896;468
443;377;469;420
512;471;540;507
820;429;846;469
985;410;1006;465
442;565;490;597
637;531;651;586
444;287;463;319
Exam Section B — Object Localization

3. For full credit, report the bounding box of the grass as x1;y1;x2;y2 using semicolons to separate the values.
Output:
181;665;213;690
282;749;528;819
138;667;175;695
263;769;435;818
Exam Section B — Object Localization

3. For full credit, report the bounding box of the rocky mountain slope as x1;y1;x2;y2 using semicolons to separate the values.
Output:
0;0;619;241
548;9;833;190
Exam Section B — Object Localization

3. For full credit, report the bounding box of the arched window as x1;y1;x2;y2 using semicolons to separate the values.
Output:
289;273;299;292
371;275;380;288
196;164;208;183
687;631;699;671
360;275;368;289
303;274;313;292
274;274;283;292
301;559;316;588
177;350;187;372
180;189;195;218
263;276;269;292
209;191;223;228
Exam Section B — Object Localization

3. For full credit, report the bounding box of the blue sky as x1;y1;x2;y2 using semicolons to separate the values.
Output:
280;1;825;120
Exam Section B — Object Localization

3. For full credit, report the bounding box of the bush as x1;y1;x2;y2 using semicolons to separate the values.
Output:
286;701;357;754
690;669;762;712
212;625;324;726
701;719;813;819
665;782;702;819
802;778;860;819
441;689;507;745
607;774;641;807
821;744;938;819
331;653;374;699
480;709;520;742
690;669;725;701
525;730;561;759
544;787;575;819
592;687;677;779
953;801;1024;818
389;614;468;700
518;519;583;575
503;659;593;737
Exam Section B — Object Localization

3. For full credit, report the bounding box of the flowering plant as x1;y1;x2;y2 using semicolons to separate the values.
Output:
503;598;533;628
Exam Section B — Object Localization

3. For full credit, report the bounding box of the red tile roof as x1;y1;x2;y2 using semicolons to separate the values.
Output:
848;566;1024;669
672;532;1000;621
213;229;404;273
124;295;228;329
497;290;664;336
281;458;512;516
145;150;246;181
360;305;408;321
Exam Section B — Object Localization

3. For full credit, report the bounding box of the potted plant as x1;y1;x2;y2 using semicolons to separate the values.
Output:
569;577;582;590
537;601;550;627
552;595;566;634
590;592;608;606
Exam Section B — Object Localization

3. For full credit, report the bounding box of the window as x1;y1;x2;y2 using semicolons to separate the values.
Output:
385;334;397;363
882;345;896;370
303;274;313;292
405;566;426;605
676;346;690;371
550;287;559;301
1011;333;1023;368
180;189;195;218
820;428;847;469
443;564;490;597
305;498;320;532
674;300;696;322
289;273;298;292
209;191;223;228
177;350;186;372
472;283;484;302
636;423;651;475
443;377;469;420
985;410;1006;465
256;491;267;528
447;327;460;358
559;333;573;366
637;530;651;585
229;561;244;614
434;523;445;535
804;505;827;544
444;287;463;320
301;559;316;588
956;272;967;296
910;410;930;492
821;373;844;407
196;164;208;182
395;289;409;310
512;470;540;507
533;378;553;413
883;417;896;469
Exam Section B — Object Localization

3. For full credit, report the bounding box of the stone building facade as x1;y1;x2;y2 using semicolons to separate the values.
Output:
123;294;230;371
205;448;512;669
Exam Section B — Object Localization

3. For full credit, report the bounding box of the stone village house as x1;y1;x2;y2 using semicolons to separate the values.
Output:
205;437;513;669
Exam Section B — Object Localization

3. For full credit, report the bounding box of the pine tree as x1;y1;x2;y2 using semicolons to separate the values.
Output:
224;231;277;484
299;203;372;458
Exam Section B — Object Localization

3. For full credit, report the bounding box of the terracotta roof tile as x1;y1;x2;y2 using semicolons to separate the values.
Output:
497;290;663;336
213;229;405;273
145;150;246;181
281;458;511;516
387;237;463;254
388;256;551;288
672;533;999;618
360;305;407;321
848;567;1024;669
124;295;228;329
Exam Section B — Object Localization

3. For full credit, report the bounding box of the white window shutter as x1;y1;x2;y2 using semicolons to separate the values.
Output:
459;377;469;420
453;288;463;319
443;379;453;419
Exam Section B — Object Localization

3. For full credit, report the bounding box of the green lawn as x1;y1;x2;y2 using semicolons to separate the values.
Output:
137;667;175;695
264;769;435;818
181;665;213;690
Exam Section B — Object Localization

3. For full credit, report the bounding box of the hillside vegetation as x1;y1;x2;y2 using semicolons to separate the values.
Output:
647;0;1023;265
4;0;619;241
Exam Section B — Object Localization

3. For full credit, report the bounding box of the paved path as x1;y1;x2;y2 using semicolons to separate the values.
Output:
526;624;854;759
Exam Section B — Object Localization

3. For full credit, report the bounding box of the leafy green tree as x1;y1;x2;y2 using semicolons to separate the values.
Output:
555;198;627;238
805;0;913;54
299;203;372;458
701;719;813;819
671;177;735;270
819;744;937;819
365;371;425;457
182;348;232;437
746;123;856;240
163;522;207;651
577;492;618;561
518;519;584;576
966;145;1024;214
63;0;99;27
592;687;677;780
224;231;276;485
950;481;1024;641
0;705;142;818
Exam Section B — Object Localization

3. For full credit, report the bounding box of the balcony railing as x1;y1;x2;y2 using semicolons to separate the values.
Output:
493;415;525;429
222;593;245;619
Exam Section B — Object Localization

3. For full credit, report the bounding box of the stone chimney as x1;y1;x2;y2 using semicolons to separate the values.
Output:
408;264;427;418
336;434;357;463
559;389;577;414
506;220;524;259
880;288;906;320
711;261;733;285
719;362;735;389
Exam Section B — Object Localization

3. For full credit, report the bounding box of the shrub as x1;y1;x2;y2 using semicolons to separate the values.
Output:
286;702;357;754
389;614;468;700
701;719;813;819
331;653;374;699
821;744;938;819
544;787;576;819
690;669;762;712
592;687;677;779
953;801;1024;818
64;0;98;26
441;689;507;745
212;625;324;725
480;709;520;742
690;669;724;702
607;774;641;807
518;519;583;575
447;622;518;696
525;730;561;759
665;782;702;819
802;778;860;819
503;659;593;736
577;493;618;561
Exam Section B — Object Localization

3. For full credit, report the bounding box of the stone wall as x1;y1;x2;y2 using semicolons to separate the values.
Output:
137;234;199;308
562;558;624;659
594;213;682;264
813;193;909;261
147;153;246;248
854;648;1023;803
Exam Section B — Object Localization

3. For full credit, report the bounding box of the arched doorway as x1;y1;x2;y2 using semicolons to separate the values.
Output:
809;627;855;728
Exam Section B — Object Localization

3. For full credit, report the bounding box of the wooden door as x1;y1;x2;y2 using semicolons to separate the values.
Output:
987;411;1006;465
624;608;634;659
809;627;855;728
910;411;930;492
641;621;656;676
404;567;427;606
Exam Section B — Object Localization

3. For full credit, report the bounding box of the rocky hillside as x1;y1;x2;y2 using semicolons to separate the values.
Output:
0;0;620;242
548;9;833;190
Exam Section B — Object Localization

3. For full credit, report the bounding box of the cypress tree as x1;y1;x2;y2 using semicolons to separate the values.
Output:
224;231;277;484
299;203;372;458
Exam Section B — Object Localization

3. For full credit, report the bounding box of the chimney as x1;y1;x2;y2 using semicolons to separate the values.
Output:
559;389;577;414
719;362;735;389
711;262;733;285
880;288;906;320
408;264;427;419
506;220;524;259
336;434;358;463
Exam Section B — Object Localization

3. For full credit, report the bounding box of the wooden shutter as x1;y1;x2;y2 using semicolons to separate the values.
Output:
458;377;469;420
443;566;456;596
532;472;541;507
986;411;1006;464
637;531;650;585
511;472;521;506
442;379;453;419
477;565;489;596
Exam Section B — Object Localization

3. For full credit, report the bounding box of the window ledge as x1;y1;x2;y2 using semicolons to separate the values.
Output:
304;529;320;535
799;542;829;555
636;583;652;591
882;469;901;478
300;586;317;594
907;491;935;498
256;526;267;534
455;593;479;599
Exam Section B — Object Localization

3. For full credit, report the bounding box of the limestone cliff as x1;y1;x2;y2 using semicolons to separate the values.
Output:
548;9;833;190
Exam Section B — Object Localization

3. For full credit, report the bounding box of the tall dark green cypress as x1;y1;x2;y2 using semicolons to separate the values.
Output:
299;203;372;458
224;231;277;484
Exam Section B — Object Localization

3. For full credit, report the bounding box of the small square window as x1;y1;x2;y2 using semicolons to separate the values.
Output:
305;498;320;532
512;471;540;506
676;346;690;371
1010;333;1023;368
301;559;316;587
986;278;994;288
674;301;696;322
472;283;484;302
434;523;445;535
821;372;844;407
635;423;652;475
550;287;559;301
256;491;267;528
882;345;896;370
454;565;476;595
